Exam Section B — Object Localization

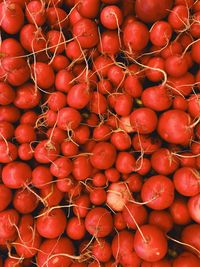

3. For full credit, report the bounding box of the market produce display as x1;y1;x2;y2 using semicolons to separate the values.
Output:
0;0;200;266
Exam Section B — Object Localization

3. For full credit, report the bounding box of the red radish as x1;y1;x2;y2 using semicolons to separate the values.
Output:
14;124;36;144
0;38;24;57
141;175;174;210
32;166;53;189
13;189;38;214
55;69;74;93
25;1;46;26
187;193;200;224
2;161;31;189
114;93;133;116
169;197;191;225
145;57;166;82
192;39;200;64
66;217;86;240
111;131;131;151
18;143;34;160
107;65;125;87
130;108;158;134
48;123;69;140
93;55;113;78
92;239;112;263
40;184;64;207
127;173;143;192
72;156;92;181
141;85;172;111
31;62;55;89
93;124;112;141
14;215;41;258
74;0;100;18
0;105;21;123
132;134;162;154
73;125;90;145
0;82;15;105
89;187;106;205
168;5;189;31
69;7;84;26
72;19;99;48
67;83;90;109
115;152;136;174
134;224;168;262
37;238;74;267
123;21;149;51
51;55;70;71
0;2;24;34
65;40;83;62
0;121;14;140
148;210;173;233
173;167;199;197
73;194;91;218
50;157;72;178
157;110;193;145
48;92;67;111
0;57;30;86
4;256;23;267
0;184;12;212
122;202;148;229
187;94;200;118
106;182;131;211
20;111;37;126
14;83;41;109
57;107;81;130
173;252;200;267
173;96;188;110
20;24;46;53
37;208;66;238
124;74;143;98
161;41;183;59
181;224;200;255
151;148;179;175
135;157;151;175
167;72;195;96
100;5;123;30
150;21;172;47
98;31;120;56
61;140;78;157
93;172;107;187
135;0;173;23
141;259;171;267
46;30;65;54
114;212;126;230
90;142;116;169
105;168;120;182
112;230;141;266
34;140;60;164
0;141;18;163
85;207;113;237
46;7;68;29
0;209;19;241
165;55;188;78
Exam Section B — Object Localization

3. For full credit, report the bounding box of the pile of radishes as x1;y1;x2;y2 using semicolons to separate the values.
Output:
0;0;200;266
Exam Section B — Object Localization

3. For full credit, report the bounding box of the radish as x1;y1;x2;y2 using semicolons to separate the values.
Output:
85;207;113;237
134;224;168;262
141;175;175;210
135;0;173;23
157;110;194;145
37;238;74;267
106;182;131;211
36;208;66;238
2;161;31;189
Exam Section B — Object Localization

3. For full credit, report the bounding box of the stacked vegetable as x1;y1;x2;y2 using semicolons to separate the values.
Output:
0;0;200;266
